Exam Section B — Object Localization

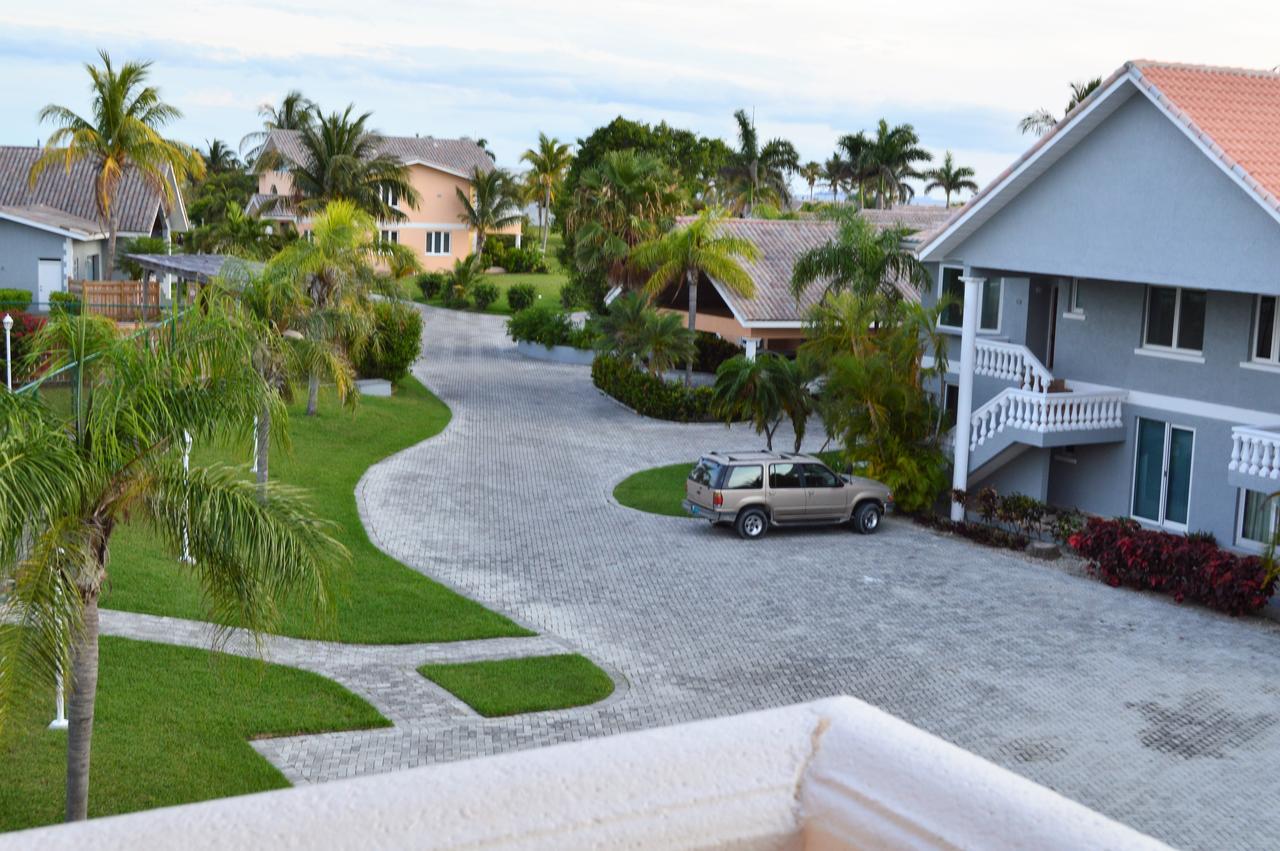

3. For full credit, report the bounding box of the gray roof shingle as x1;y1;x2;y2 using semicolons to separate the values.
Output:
264;130;496;178
0;146;169;234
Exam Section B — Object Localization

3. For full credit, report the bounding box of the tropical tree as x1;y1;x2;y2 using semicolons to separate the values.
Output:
861;120;933;208
289;106;421;222
791;208;930;301
800;161;823;202
636;310;697;377
712;354;812;451
456;167;522;258
192;201;278;259
241;90;316;163
823;155;846;203
201;139;241;174
0;309;344;822
720;109;799;216
445;255;485;303
267;201;399;415
835;132;872;207
1019;78;1103;136
474;137;497;161
29;50;204;278
520;133;573;253
593;291;652;364
923;151;979;207
632;209;760;384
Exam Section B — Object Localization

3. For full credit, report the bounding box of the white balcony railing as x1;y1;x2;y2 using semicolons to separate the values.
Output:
1229;426;1280;480
974;339;1053;393
971;389;1127;451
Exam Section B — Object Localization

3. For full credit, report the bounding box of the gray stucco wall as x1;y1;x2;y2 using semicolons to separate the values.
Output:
72;239;105;281
0;219;63;298
934;92;1280;294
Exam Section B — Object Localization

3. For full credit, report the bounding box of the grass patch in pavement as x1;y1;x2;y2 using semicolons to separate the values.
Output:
102;377;533;644
0;636;388;833
419;654;613;717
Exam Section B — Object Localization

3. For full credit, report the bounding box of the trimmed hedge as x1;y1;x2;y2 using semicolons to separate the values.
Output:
415;271;448;300
0;288;32;312
592;353;715;422
49;292;82;316
357;301;423;383
506;304;593;350
471;281;499;311
506;283;537;312
1070;517;1275;615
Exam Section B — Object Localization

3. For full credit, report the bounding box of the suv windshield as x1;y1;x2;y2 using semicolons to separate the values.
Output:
689;459;722;487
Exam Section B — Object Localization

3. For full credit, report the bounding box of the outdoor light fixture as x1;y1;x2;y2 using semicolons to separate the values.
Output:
3;312;13;392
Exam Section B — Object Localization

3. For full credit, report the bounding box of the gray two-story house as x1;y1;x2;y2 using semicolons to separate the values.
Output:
919;60;1280;553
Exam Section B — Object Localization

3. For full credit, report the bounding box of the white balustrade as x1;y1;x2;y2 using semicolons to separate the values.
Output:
970;389;1127;450
1229;427;1280;480
974;340;1053;393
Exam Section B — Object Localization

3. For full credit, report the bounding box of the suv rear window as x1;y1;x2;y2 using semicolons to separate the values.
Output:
689;459;722;487
723;465;763;489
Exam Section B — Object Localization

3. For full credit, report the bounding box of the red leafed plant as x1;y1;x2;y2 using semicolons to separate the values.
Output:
1069;517;1274;616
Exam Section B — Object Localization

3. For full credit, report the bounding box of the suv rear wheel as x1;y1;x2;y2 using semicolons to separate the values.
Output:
853;502;883;534
735;507;769;540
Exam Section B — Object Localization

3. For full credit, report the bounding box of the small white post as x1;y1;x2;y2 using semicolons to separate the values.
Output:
250;415;259;472
3;313;12;391
180;430;195;564
742;338;759;361
950;276;984;521
49;671;68;730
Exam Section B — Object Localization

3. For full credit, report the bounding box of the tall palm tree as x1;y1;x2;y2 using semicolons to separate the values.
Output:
29;51;204;278
923;151;979;207
198;201;276;259
289;106;421;223
860;120;933;209
720;109;799;216
240;90;316;163
520;133;573;253
823;155;846;203
201;139;240;174
632;209;760;384
0;309;344;822
799;161;823;202
791;207;929;301
711;353;813;451
1019;78;1103;136
456;167;522;258
268;201;394;415
835;132;872;207
566;150;684;291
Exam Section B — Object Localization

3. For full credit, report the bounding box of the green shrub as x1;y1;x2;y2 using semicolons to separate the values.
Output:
442;286;470;310
694;331;741;373
357;301;423;383
416;271;448;300
0;288;32;312
471;281;499;311
507;304;574;348
506;283;537;312
502;247;549;274
591;354;715;422
118;236;168;279
480;239;508;268
49;292;82;316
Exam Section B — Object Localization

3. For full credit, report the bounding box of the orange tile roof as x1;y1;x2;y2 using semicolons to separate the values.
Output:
1131;61;1280;216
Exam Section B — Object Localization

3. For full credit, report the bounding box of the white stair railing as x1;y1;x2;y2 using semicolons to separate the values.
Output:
974;340;1053;393
1229;427;1280;480
970;389;1127;451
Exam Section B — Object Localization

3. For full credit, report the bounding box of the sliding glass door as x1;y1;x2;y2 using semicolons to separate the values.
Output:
1132;417;1194;529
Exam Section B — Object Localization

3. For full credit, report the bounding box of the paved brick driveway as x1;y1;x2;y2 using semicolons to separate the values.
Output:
158;307;1280;848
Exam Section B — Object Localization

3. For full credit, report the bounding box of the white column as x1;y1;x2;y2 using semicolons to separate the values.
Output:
950;276;984;521
514;231;522;249
743;338;759;361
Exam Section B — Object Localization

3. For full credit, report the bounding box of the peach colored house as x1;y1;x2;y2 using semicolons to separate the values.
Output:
249;130;521;271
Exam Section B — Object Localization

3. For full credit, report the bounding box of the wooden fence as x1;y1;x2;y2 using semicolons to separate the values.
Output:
67;279;162;322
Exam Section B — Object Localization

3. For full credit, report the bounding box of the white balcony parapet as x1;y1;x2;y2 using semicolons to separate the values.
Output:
0;696;1166;851
1230;426;1280;480
971;388;1127;451
974;339;1053;393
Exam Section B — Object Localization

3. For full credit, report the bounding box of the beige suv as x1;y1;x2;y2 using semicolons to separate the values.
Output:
682;451;892;540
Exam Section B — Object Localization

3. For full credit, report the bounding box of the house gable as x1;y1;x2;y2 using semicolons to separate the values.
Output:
934;90;1280;294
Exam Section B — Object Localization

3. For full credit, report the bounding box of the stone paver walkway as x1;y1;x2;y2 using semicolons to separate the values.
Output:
106;306;1280;849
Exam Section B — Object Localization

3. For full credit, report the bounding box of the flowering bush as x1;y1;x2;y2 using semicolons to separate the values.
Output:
2;310;47;385
1069;517;1274;616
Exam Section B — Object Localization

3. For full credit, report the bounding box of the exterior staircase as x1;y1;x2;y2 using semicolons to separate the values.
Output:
964;340;1127;478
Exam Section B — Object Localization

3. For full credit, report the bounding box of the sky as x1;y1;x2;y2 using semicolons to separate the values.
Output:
1;0;1278;203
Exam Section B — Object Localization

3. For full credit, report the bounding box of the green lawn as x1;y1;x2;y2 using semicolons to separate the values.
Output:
0;636;388;833
419;654;614;717
418;271;566;316
102;378;533;644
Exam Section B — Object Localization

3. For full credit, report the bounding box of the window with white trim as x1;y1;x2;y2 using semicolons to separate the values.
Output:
1066;278;1084;315
379;186;399;208
380;230;398;244
426;231;451;255
1251;295;1279;365
1239;488;1279;547
1142;286;1205;353
938;266;1001;332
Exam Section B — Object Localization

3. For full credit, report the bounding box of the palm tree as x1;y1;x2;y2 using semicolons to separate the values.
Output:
799;161;822;202
0;309;344;822
593;291;652;365
29;51;204;278
520;133;574;253
456;167;522;258
823;155;846;203
791;208;929;301
632;209;760;384
267;201;392;415
198;201;276;259
202;139;240;174
241;90;316;163
860;120;933;209
720;109;799;216
474;137;497;162
711;354;786;450
835;132;872;207
289;106;421;222
1019;78;1103;136
637;311;697;377
923;151;979;207
446;255;485;303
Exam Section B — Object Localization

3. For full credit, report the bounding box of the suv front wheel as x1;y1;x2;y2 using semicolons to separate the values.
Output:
735;507;769;540
853;502;883;534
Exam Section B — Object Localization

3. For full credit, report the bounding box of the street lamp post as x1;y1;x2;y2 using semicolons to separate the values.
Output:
3;312;12;391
